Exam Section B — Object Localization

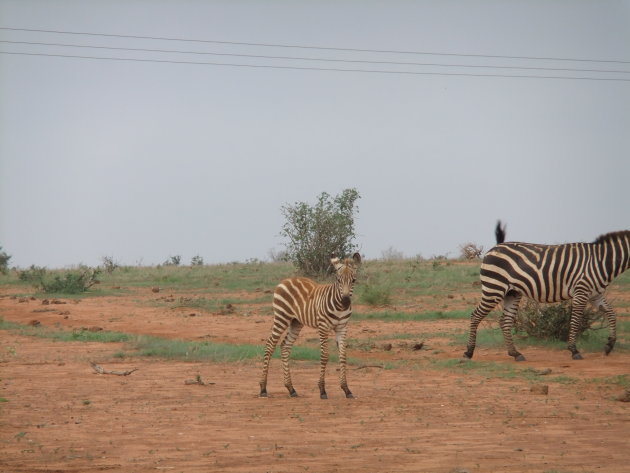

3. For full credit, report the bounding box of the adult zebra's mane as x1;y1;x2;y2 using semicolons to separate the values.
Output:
592;230;630;245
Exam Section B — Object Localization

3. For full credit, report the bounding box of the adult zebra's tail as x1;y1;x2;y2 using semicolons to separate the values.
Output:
495;220;506;244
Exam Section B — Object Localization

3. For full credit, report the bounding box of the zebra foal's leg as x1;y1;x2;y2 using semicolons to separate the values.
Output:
317;325;330;399
335;324;353;398
259;316;290;397
280;319;303;397
464;294;501;359
592;295;617;355
499;292;525;361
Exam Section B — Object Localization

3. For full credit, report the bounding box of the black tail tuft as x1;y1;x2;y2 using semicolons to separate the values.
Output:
495;220;506;244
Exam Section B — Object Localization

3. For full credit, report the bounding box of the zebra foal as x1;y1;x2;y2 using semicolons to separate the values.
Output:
464;222;630;361
259;253;361;399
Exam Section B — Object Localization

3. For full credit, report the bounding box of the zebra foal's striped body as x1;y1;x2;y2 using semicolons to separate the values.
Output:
259;253;361;399
464;222;630;361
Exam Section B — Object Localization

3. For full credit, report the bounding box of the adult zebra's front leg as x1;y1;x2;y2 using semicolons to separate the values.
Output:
591;294;617;356
335;324;353;398
567;290;590;360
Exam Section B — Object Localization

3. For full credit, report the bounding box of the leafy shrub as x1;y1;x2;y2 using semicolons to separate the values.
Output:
459;243;483;260
18;265;47;284
101;256;119;273
514;300;603;341
0;247;11;274
280;188;360;276
381;246;404;261
163;255;181;266
359;283;392;307
190;255;204;266
40;267;101;294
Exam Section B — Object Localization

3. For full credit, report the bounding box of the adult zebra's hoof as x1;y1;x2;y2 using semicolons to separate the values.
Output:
572;353;584;360
259;392;268;398
514;354;526;362
345;392;354;399
320;393;328;400
463;351;473;360
289;389;298;398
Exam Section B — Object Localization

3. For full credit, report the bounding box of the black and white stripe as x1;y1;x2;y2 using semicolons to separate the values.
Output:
259;253;361;399
464;222;630;361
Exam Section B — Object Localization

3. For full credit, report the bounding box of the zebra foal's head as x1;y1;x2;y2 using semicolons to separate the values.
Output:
330;253;362;303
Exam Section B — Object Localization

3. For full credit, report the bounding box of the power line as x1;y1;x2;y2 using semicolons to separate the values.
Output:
2;50;630;82
2;40;629;75
1;26;629;65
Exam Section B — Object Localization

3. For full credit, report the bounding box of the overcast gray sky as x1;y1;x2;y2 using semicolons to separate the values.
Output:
1;1;629;268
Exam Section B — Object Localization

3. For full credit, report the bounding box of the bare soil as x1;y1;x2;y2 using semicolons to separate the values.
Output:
1;286;630;473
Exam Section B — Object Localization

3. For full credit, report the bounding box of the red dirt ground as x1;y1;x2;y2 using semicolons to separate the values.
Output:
1;286;630;473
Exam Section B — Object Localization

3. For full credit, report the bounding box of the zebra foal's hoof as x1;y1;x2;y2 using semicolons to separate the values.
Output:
514;354;526;362
320;393;328;400
572;353;584;360
289;389;298;398
346;392;354;399
259;391;268;398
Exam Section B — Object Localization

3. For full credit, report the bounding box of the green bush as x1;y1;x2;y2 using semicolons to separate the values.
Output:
18;265;47;284
359;283;392;307
514;300;603;342
0;246;11;274
280;188;360;276
39;267;101;294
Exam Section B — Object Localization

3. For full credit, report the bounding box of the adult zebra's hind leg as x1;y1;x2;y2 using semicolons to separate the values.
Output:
464;293;502;360
281;319;303;397
259;315;290;397
499;292;525;361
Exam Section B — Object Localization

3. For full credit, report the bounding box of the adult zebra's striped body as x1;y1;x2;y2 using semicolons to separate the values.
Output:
259;253;361;399
464;222;630;361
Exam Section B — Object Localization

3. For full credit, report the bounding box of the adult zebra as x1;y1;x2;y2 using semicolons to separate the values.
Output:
464;222;630;361
259;253;361;399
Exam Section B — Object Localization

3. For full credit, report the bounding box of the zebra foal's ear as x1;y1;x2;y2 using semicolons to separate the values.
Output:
330;254;342;270
352;252;362;266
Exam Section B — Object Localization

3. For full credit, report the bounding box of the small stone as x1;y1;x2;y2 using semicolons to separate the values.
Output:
530;384;549;395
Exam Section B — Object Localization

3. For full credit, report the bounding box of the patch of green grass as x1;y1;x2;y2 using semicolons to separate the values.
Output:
354;309;469;322
0;317;324;363
97;262;294;293
452;325;627;354
586;374;629;388
170;296;270;313
431;358;578;383
0;318;130;343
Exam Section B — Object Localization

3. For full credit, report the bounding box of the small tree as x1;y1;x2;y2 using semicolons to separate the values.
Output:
164;255;181;266
0;246;11;274
190;255;204;266
280;188;360;276
459;243;484;260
